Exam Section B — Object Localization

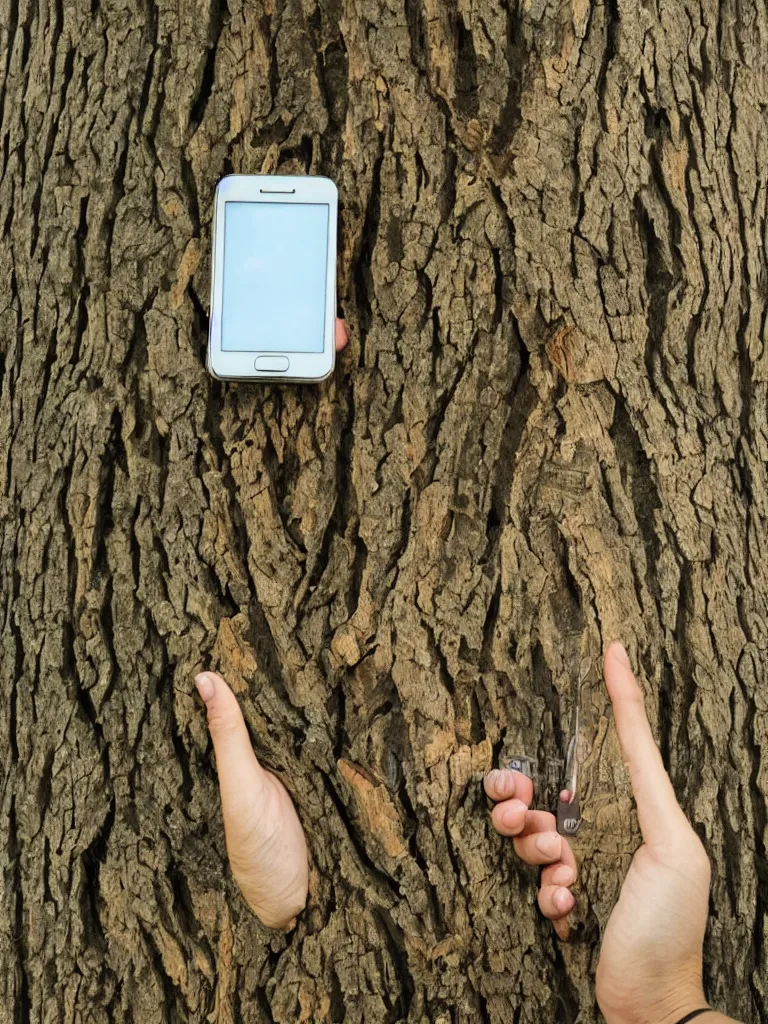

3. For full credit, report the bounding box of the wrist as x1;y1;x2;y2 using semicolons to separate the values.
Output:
657;1008;713;1024
601;986;709;1024
645;993;711;1024
652;989;710;1024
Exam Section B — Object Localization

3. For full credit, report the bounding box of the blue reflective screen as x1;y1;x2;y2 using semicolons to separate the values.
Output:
221;201;329;353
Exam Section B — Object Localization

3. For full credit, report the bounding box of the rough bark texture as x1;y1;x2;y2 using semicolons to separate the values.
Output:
1;0;767;1021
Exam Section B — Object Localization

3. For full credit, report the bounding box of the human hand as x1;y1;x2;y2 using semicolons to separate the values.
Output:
486;643;732;1023
594;643;712;1024
484;765;578;941
194;671;309;930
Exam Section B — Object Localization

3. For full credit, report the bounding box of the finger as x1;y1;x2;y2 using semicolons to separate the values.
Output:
195;672;310;931
539;856;578;943
195;672;269;816
514;828;577;871
604;642;689;846
513;829;565;866
515;828;578;873
335;318;348;352
538;884;575;922
484;768;534;806
513;814;578;877
541;858;578;889
490;799;529;837
553;916;571;941
516;809;558;837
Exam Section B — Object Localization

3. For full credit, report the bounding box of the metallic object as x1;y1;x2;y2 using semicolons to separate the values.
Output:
508;656;592;836
507;755;539;787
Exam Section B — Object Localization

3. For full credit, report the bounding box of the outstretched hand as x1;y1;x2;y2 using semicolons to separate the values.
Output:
194;672;309;930
486;643;724;1024
594;643;712;1024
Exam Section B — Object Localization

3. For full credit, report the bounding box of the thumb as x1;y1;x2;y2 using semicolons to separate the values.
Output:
194;671;270;810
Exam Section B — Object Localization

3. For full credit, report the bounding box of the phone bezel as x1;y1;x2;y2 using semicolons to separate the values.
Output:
207;174;338;383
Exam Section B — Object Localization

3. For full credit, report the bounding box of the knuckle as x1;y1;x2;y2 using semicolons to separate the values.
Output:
286;887;308;920
511;837;531;862
483;771;500;798
207;705;240;740
623;688;645;706
251;883;308;932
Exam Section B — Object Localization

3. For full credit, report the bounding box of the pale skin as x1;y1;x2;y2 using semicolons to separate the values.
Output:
195;559;739;1017
333;318;348;354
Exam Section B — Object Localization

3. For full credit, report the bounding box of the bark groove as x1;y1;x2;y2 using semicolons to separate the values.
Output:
1;0;767;1021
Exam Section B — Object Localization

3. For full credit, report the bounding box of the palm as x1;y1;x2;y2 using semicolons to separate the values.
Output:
598;844;710;1021
225;770;309;928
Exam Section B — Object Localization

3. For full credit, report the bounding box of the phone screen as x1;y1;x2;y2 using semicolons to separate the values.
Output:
220;202;329;353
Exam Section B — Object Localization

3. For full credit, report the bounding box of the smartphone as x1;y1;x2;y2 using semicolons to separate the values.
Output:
207;174;338;383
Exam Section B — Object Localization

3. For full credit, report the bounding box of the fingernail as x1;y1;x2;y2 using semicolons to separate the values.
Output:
194;673;215;701
554;888;574;913
488;768;515;796
536;833;562;859
612;643;630;668
551;864;576;886
500;800;525;829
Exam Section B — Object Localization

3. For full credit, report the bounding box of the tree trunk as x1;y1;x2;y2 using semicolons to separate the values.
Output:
1;0;767;1020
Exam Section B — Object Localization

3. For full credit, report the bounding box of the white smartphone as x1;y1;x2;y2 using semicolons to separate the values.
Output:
207;174;338;383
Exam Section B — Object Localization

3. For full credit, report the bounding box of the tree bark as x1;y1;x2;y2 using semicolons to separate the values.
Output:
1;0;767;1020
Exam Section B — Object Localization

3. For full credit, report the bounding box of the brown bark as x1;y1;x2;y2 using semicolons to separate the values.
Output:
1;0;767;1021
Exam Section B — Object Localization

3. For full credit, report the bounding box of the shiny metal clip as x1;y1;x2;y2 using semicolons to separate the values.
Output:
555;656;591;836
508;656;591;837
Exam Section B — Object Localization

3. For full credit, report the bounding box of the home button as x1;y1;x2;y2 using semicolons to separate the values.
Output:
254;355;289;373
